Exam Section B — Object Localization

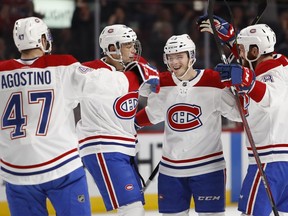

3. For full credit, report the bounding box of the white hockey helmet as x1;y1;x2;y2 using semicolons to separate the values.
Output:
99;24;141;62
237;24;276;62
13;17;53;53
163;34;196;65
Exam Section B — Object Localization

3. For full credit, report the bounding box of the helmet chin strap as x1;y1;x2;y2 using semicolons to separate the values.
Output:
42;41;52;54
177;59;195;80
245;50;259;71
107;50;126;69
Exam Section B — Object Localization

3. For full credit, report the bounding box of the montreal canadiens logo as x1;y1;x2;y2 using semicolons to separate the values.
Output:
125;184;134;191
167;103;202;132
113;92;139;119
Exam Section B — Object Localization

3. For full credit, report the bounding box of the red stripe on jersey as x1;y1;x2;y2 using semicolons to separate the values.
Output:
0;148;78;169
247;164;266;214
97;153;118;209
247;144;288;151
162;151;223;163
79;135;135;144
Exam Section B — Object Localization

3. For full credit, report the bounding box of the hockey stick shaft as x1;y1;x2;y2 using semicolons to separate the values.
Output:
251;0;268;25
208;1;279;215
223;0;279;215
142;162;160;192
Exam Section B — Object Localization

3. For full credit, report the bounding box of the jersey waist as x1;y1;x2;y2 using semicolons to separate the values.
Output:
159;151;225;177
78;134;137;157
0;149;82;184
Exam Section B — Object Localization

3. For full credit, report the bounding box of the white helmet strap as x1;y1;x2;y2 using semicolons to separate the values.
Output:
176;58;196;80
106;43;124;64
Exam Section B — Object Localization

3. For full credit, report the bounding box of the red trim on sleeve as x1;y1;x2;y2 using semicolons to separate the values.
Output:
248;81;266;102
135;108;153;127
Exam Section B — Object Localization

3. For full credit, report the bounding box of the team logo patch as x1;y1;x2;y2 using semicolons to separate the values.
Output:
167;103;202;132
262;74;274;83
78;195;85;203
78;66;93;74
113;92;139;119
125;184;134;191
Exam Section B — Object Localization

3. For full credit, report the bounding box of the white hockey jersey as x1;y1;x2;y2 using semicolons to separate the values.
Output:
0;55;91;185
136;69;239;177
240;54;288;164
77;59;141;157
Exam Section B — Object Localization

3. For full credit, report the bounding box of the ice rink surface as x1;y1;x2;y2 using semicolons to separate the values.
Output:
93;206;240;215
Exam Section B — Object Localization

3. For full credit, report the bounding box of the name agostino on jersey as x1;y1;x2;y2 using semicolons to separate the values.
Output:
1;70;52;89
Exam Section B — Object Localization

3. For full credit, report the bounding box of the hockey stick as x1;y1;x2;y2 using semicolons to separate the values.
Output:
223;0;279;215
217;0;268;64
250;0;268;25
223;0;267;64
224;1;279;215
208;1;279;215
142;162;160;192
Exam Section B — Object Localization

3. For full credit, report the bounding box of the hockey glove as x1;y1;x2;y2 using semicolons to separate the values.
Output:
125;61;160;95
214;63;255;93
197;14;236;46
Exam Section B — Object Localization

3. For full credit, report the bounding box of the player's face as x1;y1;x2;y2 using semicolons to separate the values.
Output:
238;44;258;67
120;42;137;64
238;44;248;67
167;52;189;77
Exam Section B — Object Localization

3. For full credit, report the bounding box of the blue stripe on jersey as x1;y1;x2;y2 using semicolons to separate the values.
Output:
160;157;224;169
1;155;79;176
248;150;288;157
79;141;135;150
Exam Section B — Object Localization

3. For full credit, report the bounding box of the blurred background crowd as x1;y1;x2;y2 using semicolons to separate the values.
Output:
0;0;287;129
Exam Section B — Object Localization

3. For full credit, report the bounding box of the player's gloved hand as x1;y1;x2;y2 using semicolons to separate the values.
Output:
197;14;236;46
214;63;256;93
125;61;160;95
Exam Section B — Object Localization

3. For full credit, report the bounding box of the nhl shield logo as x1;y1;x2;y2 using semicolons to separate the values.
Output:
78;194;85;203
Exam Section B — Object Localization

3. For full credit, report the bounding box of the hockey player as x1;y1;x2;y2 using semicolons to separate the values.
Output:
0;17;91;216
198;15;288;216
135;34;240;216
76;24;159;216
